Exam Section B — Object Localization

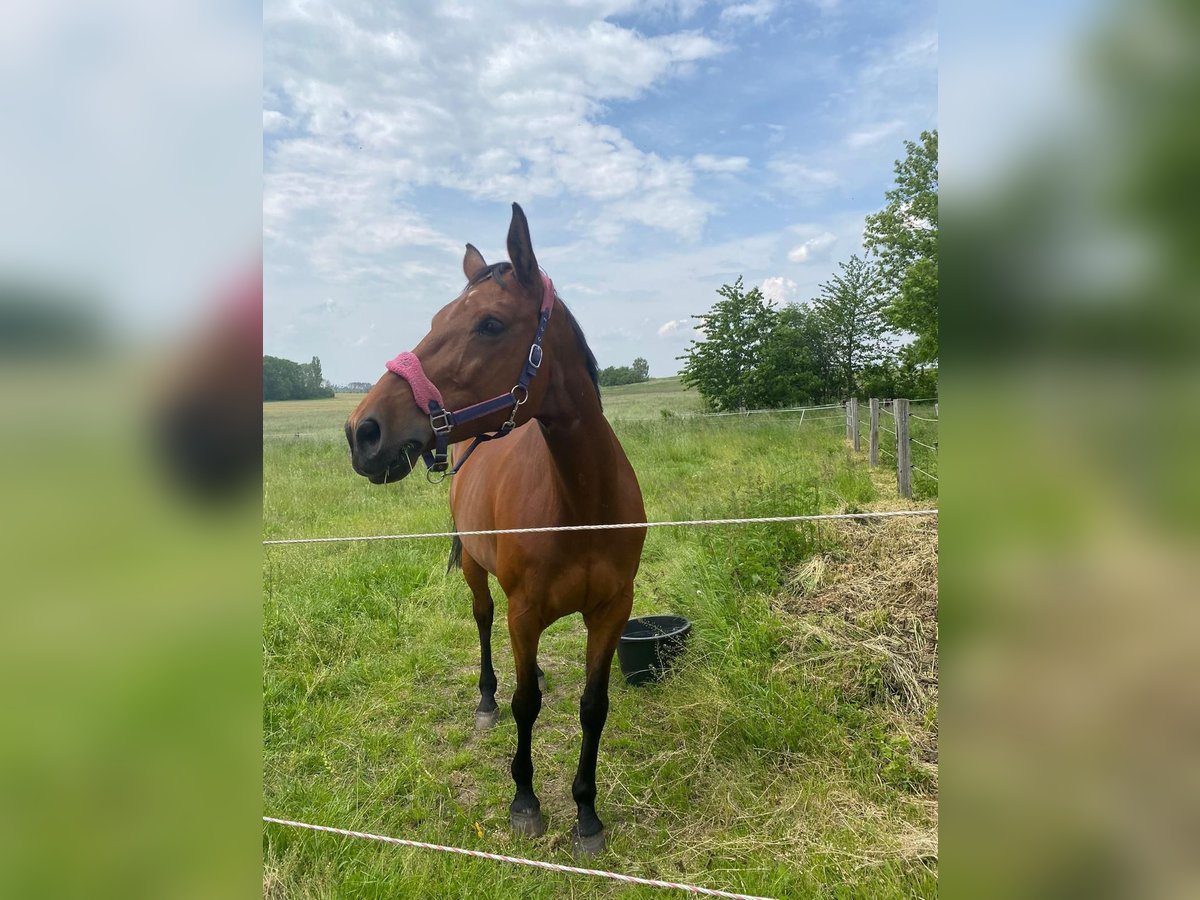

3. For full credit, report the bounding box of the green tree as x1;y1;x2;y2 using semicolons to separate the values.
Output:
858;359;939;400
750;304;839;406
263;355;335;401
263;355;300;400
598;357;649;387
864;130;938;364
810;255;889;398
678;277;776;411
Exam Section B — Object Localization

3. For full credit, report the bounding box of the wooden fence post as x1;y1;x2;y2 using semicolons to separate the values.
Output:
895;398;911;498
849;397;860;451
869;398;879;465
844;400;850;441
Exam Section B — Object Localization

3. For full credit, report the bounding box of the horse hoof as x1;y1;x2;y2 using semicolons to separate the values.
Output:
474;708;499;729
509;809;546;837
571;824;606;858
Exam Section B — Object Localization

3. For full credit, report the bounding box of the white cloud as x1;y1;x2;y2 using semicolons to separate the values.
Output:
846;119;906;149
720;0;778;25
263;109;290;132
692;153;750;173
759;275;797;306
264;3;726;260
787;230;837;262
657;318;689;336
767;155;841;198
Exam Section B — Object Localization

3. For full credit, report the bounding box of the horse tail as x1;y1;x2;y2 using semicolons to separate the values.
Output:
447;534;463;572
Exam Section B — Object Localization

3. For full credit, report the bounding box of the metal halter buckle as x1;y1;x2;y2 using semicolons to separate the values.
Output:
429;409;453;434
528;344;543;369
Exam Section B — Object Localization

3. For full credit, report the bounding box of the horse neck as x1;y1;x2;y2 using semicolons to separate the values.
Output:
533;314;620;517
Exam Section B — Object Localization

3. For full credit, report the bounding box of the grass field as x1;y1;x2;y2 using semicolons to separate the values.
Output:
263;378;939;898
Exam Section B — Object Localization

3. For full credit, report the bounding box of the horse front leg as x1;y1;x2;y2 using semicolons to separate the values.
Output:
571;598;630;856
462;553;499;728
507;610;545;836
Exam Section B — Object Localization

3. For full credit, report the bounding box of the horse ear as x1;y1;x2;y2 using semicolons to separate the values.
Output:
506;202;539;290
462;243;487;282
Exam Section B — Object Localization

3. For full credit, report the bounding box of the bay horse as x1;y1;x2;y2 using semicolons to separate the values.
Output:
345;203;646;855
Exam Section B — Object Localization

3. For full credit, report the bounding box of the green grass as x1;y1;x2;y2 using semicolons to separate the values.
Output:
263;378;938;898
599;376;705;421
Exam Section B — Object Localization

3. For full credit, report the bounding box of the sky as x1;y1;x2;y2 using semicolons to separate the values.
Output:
264;0;937;384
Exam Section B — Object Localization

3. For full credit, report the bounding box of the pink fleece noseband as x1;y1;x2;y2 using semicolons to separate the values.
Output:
385;351;444;414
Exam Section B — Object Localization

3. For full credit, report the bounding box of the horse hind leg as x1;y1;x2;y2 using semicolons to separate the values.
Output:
571;596;631;857
462;553;499;729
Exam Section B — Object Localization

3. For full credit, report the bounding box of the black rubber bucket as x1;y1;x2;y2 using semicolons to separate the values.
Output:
617;615;692;686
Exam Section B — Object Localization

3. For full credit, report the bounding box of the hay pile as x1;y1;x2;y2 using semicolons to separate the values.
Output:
774;512;939;776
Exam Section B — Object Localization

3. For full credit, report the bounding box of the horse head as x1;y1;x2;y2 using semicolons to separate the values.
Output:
346;203;555;483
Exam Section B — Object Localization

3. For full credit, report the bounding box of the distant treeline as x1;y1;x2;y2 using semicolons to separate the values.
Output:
598;357;649;387
263;355;335;401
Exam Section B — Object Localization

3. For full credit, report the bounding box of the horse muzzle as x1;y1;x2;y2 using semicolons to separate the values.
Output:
345;415;427;484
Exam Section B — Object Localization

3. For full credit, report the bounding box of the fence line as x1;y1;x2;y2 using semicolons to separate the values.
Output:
265;408;851;440
693;402;842;418
263;509;939;547
263;816;778;900
856;397;937;499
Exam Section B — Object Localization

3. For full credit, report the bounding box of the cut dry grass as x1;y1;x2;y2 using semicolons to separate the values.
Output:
774;513;939;794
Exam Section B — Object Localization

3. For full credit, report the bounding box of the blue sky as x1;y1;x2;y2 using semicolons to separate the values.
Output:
264;0;936;384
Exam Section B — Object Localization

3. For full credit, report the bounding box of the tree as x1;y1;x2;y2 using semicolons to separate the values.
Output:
750;304;839;406
809;255;889;398
263;355;335;401
597;358;650;386
864;130;938;364
858;359;939;400
678;277;776;411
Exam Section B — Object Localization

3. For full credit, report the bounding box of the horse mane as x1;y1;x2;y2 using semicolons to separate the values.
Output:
466;262;601;409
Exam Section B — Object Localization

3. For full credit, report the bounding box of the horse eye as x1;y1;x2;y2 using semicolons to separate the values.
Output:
476;317;505;336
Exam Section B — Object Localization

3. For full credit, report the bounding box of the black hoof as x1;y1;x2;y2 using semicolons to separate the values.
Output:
474;707;499;729
510;808;546;837
571;823;606;858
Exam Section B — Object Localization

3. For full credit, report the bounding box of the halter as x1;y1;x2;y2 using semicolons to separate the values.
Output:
385;271;555;482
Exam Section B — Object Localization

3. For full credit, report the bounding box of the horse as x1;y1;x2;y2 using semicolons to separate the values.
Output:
345;203;646;856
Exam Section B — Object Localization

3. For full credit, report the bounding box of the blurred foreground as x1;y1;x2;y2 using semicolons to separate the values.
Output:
0;0;260;897
943;0;1200;896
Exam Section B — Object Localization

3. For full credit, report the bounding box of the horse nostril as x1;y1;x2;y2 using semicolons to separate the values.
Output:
355;417;382;454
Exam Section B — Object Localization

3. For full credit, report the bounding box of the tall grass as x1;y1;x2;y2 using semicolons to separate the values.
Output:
263;379;937;898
